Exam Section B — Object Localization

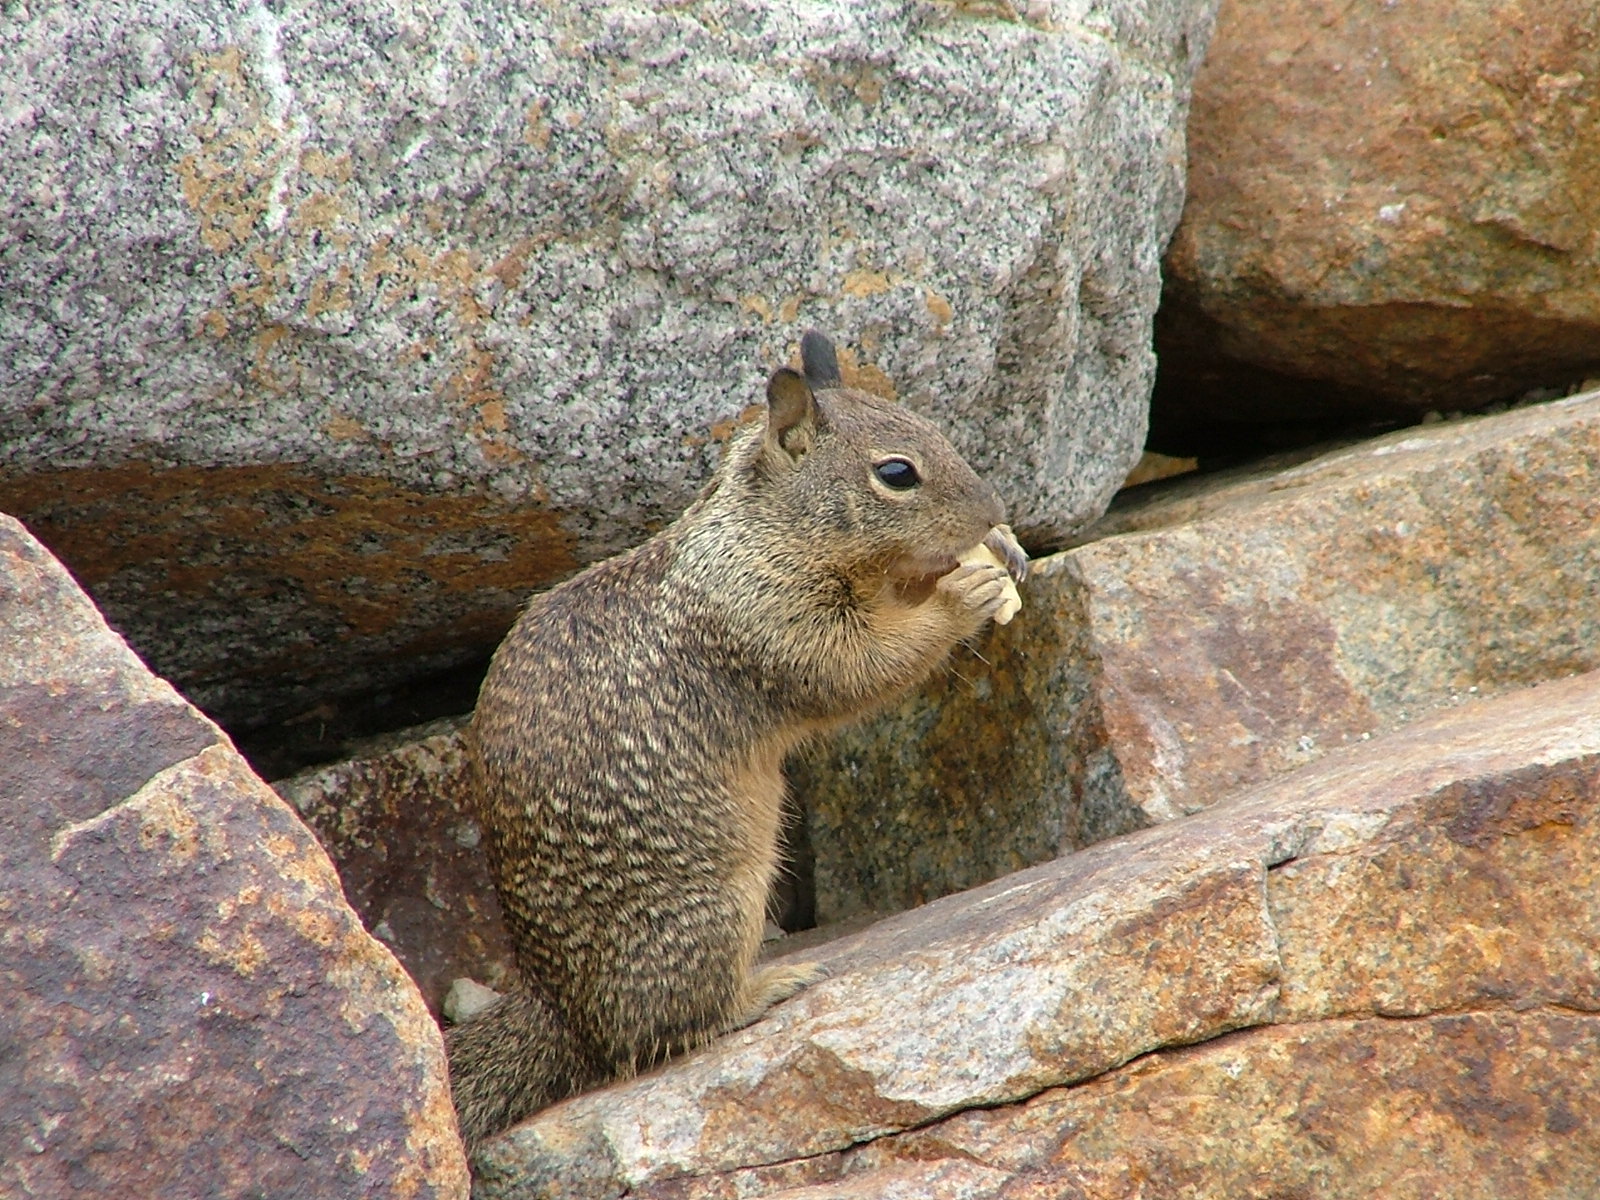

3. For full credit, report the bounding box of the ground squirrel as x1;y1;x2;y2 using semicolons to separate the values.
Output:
448;332;1027;1149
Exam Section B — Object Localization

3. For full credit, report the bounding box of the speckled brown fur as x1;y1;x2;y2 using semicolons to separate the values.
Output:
448;333;1023;1150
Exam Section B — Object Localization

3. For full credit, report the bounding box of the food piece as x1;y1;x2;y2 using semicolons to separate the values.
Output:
956;539;1024;625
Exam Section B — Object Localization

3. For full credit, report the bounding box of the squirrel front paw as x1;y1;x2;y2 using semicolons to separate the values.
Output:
944;525;1026;625
939;559;1019;625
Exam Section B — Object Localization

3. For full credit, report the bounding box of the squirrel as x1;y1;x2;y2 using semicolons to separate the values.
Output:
446;331;1028;1150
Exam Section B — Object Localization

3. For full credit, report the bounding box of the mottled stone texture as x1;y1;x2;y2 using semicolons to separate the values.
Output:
0;0;1215;730
275;715;513;1015
0;515;468;1198
834;1011;1600;1200
472;669;1600;1199
1152;0;1600;454
799;390;1600;922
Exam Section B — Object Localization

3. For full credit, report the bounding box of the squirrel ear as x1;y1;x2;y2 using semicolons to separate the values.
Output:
765;367;817;459
800;330;842;390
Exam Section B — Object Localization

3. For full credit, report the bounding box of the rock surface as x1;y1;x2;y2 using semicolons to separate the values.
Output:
0;0;1214;729
0;515;467;1198
472;667;1600;1198
275;715;513;1015
823;1010;1600;1199
799;389;1600;921
1151;0;1600;455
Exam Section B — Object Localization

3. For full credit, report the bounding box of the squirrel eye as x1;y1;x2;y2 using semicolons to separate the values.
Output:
873;457;920;490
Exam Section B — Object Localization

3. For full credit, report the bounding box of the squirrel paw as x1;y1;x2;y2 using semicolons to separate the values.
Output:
733;961;827;1028
944;524;1026;625
940;559;1019;626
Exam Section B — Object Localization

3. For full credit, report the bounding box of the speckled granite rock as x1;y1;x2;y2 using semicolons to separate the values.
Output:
1151;0;1600;454
274;715;512;1015
471;668;1600;1198
0;0;1215;730
0;515;467;1198
799;390;1600;922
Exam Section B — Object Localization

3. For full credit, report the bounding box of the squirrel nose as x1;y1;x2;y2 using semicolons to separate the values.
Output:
982;486;1005;528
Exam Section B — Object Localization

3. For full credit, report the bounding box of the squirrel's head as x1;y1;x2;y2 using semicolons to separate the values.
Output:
733;331;1005;582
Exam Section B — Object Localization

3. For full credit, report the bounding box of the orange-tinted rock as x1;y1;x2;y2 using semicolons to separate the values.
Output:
0;464;573;736
471;669;1600;1198
1152;0;1600;454
275;716;515;1014
1080;391;1600;821
0;515;468;1198
797;392;1600;922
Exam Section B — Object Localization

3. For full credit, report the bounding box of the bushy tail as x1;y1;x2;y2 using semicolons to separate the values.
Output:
446;985;602;1152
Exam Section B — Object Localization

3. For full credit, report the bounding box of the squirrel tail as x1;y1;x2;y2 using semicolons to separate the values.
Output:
446;985;602;1153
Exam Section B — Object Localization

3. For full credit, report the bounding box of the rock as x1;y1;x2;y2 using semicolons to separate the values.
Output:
472;667;1600;1198
817;1011;1600;1199
1119;449;1197;488
797;390;1600;922
0;515;467;1197
443;978;503;1026
274;715;514;1014
0;0;1216;730
1151;0;1600;455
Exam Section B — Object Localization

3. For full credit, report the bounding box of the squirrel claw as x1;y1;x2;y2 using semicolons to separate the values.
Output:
984;524;1029;583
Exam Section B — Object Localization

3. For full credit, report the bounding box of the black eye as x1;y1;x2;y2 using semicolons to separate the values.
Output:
873;457;920;490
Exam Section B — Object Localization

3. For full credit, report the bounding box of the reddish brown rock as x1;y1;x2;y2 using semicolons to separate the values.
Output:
0;514;468;1198
797;392;1600;922
275;716;515;1014
471;668;1600;1198
1153;0;1600;454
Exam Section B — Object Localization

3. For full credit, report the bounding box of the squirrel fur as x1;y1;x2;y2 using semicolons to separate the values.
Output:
447;332;1026;1149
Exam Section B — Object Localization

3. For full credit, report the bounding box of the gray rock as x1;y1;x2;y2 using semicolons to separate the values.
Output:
443;977;503;1026
0;0;1216;729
